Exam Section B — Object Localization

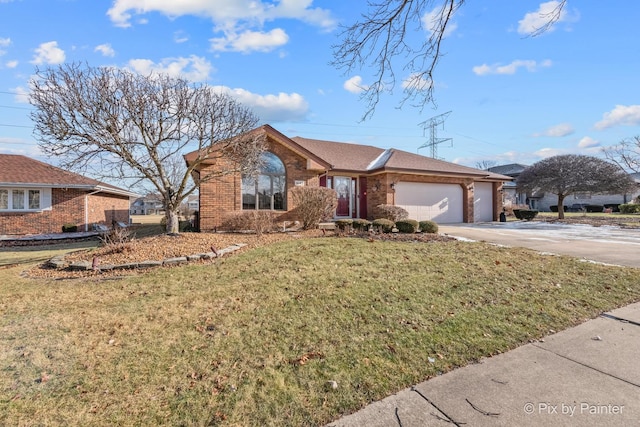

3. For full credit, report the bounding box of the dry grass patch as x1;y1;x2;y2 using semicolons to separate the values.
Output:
1;237;639;426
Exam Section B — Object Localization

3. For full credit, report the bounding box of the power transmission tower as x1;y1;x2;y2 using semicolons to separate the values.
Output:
418;111;453;159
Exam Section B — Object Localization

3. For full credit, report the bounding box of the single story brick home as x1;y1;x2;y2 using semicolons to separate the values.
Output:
185;125;512;231
0;154;136;236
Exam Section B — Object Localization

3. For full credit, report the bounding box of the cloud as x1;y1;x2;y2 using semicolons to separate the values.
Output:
212;85;309;122
107;0;336;33
402;73;432;91
5;59;18;68
95;43;116;57
577;136;599;148
518;1;570;35
343;76;368;94
421;6;458;37
174;31;189;43
473;59;552;76
12;86;30;104
594;105;640;130
210;28;289;53
31;41;65;65
127;55;214;82
534;122;574;137
0;37;10;56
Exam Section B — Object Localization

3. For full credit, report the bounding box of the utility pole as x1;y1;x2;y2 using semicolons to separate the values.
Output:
418;111;453;159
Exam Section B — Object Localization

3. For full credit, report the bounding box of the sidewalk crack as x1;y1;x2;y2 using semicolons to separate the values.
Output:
600;312;640;327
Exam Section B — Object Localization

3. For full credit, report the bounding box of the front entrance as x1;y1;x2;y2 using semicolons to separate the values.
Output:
334;176;351;217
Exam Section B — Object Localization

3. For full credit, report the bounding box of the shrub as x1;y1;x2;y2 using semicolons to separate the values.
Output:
585;205;603;213
372;218;395;233
334;219;353;232
515;209;539;220
352;218;371;231
604;204;620;213
62;223;78;233
220;211;278;236
395;219;419;233
99;226;132;254
290;187;337;230
419;220;439;234
620;203;640;214
372;204;409;222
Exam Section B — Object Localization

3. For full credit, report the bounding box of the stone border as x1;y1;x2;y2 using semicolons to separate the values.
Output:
45;243;247;272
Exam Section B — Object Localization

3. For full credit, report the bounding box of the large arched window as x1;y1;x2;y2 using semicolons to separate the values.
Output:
242;152;286;210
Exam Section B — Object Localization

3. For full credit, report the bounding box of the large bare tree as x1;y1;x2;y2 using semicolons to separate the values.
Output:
332;0;567;119
30;63;264;233
517;154;635;219
603;136;640;173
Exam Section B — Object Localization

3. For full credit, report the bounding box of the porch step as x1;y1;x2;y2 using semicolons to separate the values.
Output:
318;222;336;230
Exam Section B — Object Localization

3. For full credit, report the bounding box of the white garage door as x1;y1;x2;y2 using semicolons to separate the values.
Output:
395;182;463;223
474;182;494;223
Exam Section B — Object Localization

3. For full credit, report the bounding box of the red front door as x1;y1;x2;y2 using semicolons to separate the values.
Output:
334;176;351;217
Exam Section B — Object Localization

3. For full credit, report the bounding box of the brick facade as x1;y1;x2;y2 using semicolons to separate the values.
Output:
0;188;130;236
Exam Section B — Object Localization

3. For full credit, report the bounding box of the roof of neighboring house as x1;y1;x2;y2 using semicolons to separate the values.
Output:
488;163;529;176
0;154;137;197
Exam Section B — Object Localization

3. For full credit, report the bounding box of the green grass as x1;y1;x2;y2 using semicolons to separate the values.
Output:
0;240;100;267
1;237;639;426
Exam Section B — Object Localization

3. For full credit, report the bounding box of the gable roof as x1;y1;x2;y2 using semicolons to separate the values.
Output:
488;163;529;176
0;154;137;197
291;136;511;180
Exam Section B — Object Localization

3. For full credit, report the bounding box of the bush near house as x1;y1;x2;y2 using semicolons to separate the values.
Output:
620;203;640;214
372;218;395;233
513;209;539;221
290;187;337;230
585;205;604;213
373;204;409;221
220;211;279;235
352;219;371;231
419;220;439;234
61;223;78;233
549;205;570;213
395;219;419;233
334;219;353;232
604;204;620;212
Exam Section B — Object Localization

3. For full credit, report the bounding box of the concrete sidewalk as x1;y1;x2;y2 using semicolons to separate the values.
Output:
328;303;640;426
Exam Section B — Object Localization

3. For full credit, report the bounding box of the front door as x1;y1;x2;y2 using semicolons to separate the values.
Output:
334;176;351;217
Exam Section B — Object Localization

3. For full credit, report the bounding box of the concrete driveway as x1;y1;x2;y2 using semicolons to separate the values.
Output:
438;221;640;268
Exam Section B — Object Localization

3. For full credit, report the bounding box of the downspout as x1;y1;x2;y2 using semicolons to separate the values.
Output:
84;189;103;232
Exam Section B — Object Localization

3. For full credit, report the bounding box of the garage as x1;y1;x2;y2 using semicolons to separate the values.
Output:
474;182;494;222
395;182;463;223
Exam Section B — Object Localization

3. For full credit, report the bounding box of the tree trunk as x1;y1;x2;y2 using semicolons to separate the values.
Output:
165;210;180;234
557;194;565;219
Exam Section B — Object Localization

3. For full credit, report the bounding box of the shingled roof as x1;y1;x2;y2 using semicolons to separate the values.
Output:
0;154;136;197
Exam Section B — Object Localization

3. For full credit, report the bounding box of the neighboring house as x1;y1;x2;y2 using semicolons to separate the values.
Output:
0;154;137;236
130;194;164;215
186;194;199;213
489;164;640;211
185;125;512;231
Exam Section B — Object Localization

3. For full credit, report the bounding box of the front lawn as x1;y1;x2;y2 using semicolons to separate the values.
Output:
1;237;638;426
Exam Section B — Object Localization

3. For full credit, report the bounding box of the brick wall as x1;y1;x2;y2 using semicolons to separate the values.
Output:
0;188;130;236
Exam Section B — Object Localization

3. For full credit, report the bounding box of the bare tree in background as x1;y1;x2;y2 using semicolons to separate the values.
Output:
332;0;567;120
475;160;497;170
517;154;635;219
30;63;264;234
603;136;640;173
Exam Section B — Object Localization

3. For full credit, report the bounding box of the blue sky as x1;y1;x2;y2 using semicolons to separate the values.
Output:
1;0;639;169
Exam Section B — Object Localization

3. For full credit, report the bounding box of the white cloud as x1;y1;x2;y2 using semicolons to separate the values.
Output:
212;85;309;122
473;59;552;76
422;7;458;37
578;136;599;148
594;105;640;130
402;73;432;91
174;31;189;44
518;1;569;35
343;76;368;94
127;55;214;82
31;41;65;65
534;147;569;158
107;0;336;35
95;43;116;57
210;28;289;53
5;59;18;68
12;86;30;104
534;122;574;137
0;37;10;56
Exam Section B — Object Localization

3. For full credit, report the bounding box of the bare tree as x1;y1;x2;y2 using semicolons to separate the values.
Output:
30;63;264;234
475;160;497;170
517;154;635;219
332;0;567;120
603;136;640;173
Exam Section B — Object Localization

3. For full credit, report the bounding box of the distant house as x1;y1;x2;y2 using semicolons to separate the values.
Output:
489;163;640;211
0;154;137;236
185;125;512;230
130;194;164;215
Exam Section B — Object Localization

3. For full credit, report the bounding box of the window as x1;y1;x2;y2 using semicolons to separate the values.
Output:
0;188;46;211
242;152;286;211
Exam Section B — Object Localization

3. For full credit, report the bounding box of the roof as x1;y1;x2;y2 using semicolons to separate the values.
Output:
488;163;529;176
291;136;511;180
0;154;137;197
